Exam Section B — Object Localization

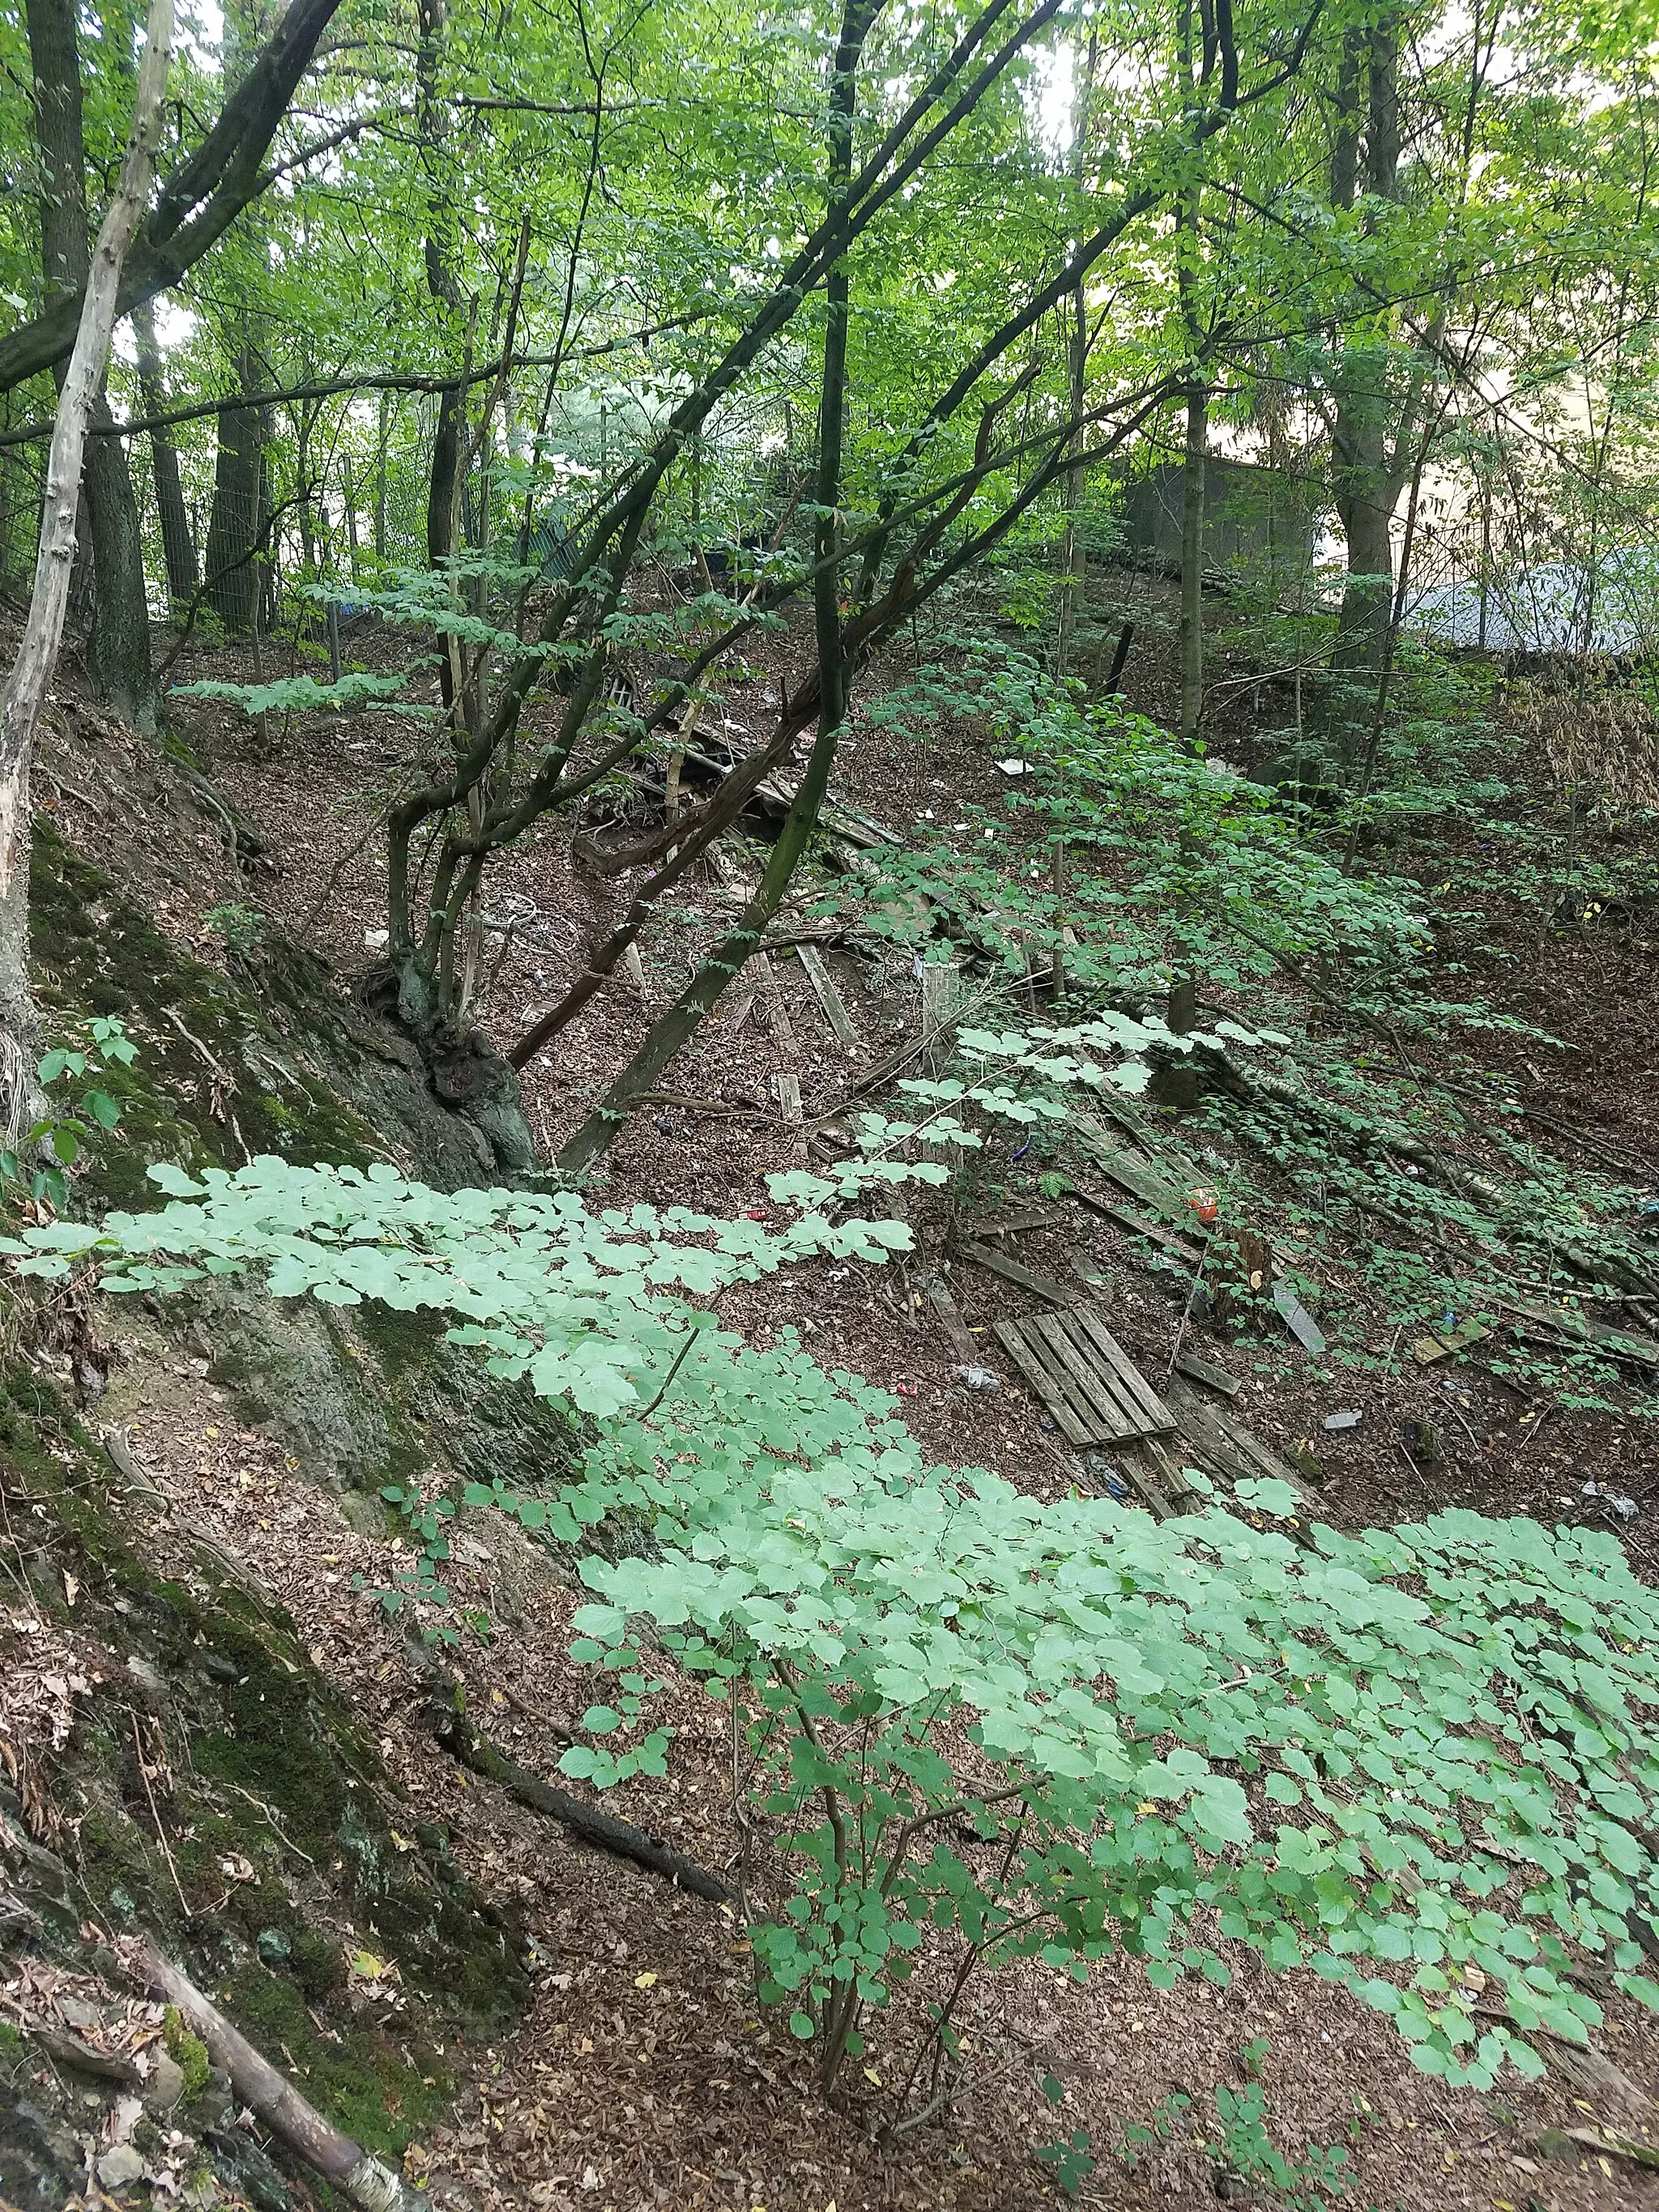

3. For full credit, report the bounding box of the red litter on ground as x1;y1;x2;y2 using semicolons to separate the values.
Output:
1186;1187;1219;1226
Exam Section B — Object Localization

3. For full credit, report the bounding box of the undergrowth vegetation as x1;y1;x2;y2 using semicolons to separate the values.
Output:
15;1153;1659;2116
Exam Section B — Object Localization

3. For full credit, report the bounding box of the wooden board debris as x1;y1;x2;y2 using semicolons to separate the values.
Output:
1073;1186;1206;1265
1162;1375;1309;1499
1108;1433;1205;1517
753;951;796;1055
977;1205;1073;1238
993;1306;1175;1447
921;1275;978;1364
796;943;859;1051
1491;1294;1659;1371
957;1242;1072;1303
1175;1351;1242;1397
772;1071;803;1128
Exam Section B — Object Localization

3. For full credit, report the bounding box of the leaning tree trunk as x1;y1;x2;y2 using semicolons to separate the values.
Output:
133;296;198;612
26;0;156;731
558;0;871;1174
0;0;173;1136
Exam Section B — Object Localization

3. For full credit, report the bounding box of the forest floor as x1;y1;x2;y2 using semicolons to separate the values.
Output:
22;579;1659;2212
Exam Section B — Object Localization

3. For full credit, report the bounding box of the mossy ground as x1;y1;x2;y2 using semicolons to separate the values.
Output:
0;1360;527;2163
31;820;383;1212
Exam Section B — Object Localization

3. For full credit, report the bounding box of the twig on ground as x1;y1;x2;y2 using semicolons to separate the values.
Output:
130;1712;190;1920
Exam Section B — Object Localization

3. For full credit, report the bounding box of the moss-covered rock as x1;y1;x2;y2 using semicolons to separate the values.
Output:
30;820;494;1205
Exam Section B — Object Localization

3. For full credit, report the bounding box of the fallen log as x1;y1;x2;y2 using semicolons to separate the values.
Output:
430;1707;734;1904
125;1938;430;2212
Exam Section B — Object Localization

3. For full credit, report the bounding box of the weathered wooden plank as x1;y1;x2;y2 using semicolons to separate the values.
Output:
753;951;796;1055
923;1274;979;1364
796;943;860;1051
1271;1277;1327;1355
982;1205;1072;1238
1073;1185;1206;1264
772;1071;803;1128
1163;1375;1307;1498
1034;1318;1124;1442
1068;1246;1110;1288
957;1242;1072;1303
1067;1306;1175;1433
1113;1441;1180;1518
1069;1124;1193;1223
994;1319;1094;1445
1175;1350;1243;1397
1027;1313;1139;1442
1045;1312;1158;1440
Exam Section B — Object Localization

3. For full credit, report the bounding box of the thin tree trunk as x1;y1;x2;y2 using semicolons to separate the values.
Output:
557;0;873;1173
374;389;389;559
1179;380;1206;748
132;297;198;612
27;0;156;730
1326;5;1405;709
0;0;173;1132
1053;28;1097;680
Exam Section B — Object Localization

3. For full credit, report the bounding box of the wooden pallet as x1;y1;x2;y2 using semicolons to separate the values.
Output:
994;1305;1175;1447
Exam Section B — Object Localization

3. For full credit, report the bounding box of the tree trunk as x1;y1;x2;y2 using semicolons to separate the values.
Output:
0;0;173;1131
1325;6;1405;705
0;0;348;402
203;342;268;633
83;416;156;727
1179;380;1207;748
26;0;156;731
558;0;871;1174
1053;28;1097;681
1331;459;1394;676
132;298;198;613
374;390;389;559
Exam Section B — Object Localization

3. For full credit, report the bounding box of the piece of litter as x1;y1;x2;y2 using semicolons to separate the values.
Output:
952;1364;1001;1392
995;757;1030;778
364;927;389;951
1322;1410;1363;1432
1583;1481;1640;1519
1271;1278;1326;1355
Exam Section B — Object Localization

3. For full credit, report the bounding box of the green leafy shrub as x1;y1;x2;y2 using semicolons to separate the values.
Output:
1;1016;137;1208
12;1156;1659;2115
859;642;1430;994
203;902;266;956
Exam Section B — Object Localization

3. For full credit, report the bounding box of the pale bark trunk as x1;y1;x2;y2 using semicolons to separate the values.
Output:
0;0;173;1125
27;0;156;731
